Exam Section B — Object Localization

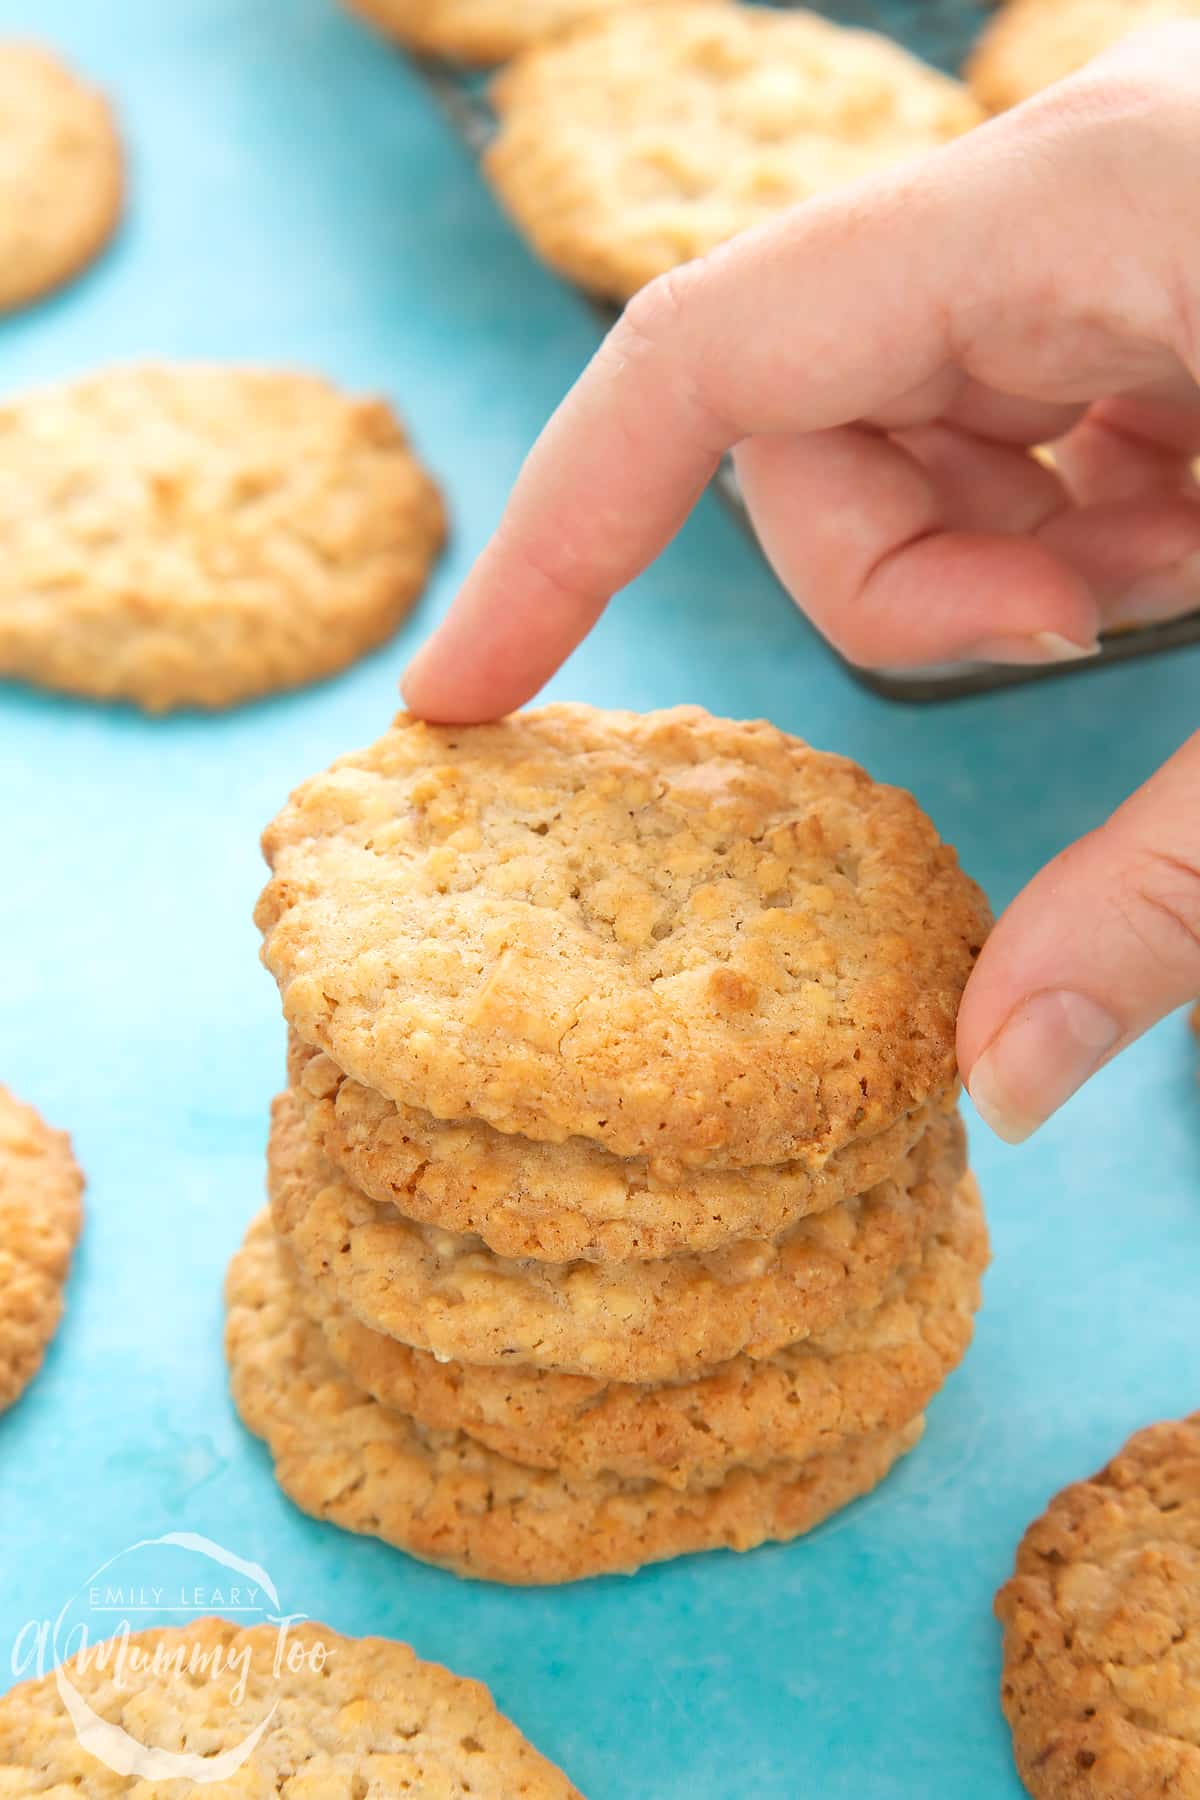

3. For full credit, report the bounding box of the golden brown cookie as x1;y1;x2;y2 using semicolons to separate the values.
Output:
966;0;1200;112
257;705;988;1171
273;1168;986;1487
226;1223;925;1584
0;1617;583;1795
0;43;122;314
0;364;446;713
268;1087;968;1382
0;1086;84;1412
485;3;983;302
344;0;701;65
995;1413;1200;1800
290;1032;959;1261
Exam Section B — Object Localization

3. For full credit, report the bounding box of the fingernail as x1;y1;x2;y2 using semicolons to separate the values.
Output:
967;990;1121;1144
963;631;1101;667
1110;554;1200;630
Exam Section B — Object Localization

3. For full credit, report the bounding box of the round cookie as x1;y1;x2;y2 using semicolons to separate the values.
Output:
268;1087;968;1382
995;1413;1200;1800
0;1617;582;1795
0;43;122;314
257;705;988;1170
290;1033;958;1262
344;0;700;65
226;1226;925;1585
0;364;446;713
270;1169;987;1487
0;1086;84;1412
484;3;984;302
966;0;1200;112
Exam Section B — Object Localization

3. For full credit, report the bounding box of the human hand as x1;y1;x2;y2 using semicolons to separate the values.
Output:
403;27;1200;1142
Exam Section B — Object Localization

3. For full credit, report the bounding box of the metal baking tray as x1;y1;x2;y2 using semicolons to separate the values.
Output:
413;1;1200;701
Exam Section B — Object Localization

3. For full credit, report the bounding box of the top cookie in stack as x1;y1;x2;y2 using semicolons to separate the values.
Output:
258;704;986;1212
238;704;990;1582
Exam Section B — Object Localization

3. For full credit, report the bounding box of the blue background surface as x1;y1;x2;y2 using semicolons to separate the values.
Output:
0;3;1197;1795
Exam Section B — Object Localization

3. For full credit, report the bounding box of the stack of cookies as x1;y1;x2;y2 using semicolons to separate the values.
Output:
228;704;992;1584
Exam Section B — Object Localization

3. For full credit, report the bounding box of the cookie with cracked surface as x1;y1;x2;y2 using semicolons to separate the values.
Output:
0;364;445;713
258;704;988;1170
485;3;983;302
966;0;1200;112
290;1032;959;1262
0;1086;84;1412
275;1168;986;1487
269;1087;967;1382
344;0;707;65
0;43;122;314
0;1617;582;1795
995;1413;1200;1800
226;1224;925;1584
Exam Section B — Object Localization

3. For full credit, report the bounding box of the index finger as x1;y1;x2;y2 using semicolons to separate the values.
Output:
401;156;964;722
399;76;1177;722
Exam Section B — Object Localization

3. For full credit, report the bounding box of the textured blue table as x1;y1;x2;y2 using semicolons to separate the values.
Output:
1;3;1197;1795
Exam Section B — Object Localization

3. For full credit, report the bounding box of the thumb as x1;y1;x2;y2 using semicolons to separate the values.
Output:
959;730;1200;1143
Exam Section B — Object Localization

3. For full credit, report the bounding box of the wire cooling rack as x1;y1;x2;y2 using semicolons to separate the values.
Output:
415;2;1200;702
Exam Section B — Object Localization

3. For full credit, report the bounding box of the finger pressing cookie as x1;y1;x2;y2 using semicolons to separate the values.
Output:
0;42;123;314
0;1086;84;1412
0;364;446;713
485;2;983;301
